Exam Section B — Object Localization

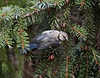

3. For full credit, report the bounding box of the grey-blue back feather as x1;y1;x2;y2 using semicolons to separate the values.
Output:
30;33;48;43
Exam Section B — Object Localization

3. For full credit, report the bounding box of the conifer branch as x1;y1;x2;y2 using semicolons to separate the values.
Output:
3;36;10;46
85;51;88;78
53;66;59;76
80;0;85;7
91;49;98;64
67;25;84;37
65;45;68;78
1;33;10;46
19;21;24;49
66;52;68;78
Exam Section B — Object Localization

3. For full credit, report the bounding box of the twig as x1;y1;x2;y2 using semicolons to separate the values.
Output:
67;25;84;37
65;43;68;78
85;51;88;78
66;51;68;78
0;6;55;23
63;27;69;78
91;49;98;64
53;64;60;76
22;6;56;19
80;0;85;7
19;21;24;49
43;64;48;75
2;34;10;46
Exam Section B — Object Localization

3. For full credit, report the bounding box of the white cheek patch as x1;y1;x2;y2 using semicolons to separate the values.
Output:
59;31;68;41
59;33;64;41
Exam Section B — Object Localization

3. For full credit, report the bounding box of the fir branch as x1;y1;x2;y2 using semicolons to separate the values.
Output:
19;21;24;50
53;66;59;76
43;63;48;75
80;0;85;7
22;4;57;19
65;44;68;78
3;36;10;45
91;49;98;64
63;28;69;78
67;25;84;37
85;51;89;78
21;33;24;49
20;1;67;19
66;51;68;78
1;33;10;46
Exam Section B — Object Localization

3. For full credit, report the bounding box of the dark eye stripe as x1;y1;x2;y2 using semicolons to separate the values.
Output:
63;35;68;40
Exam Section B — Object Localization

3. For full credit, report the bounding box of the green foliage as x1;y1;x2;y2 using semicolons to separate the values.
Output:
0;5;28;78
0;5;29;49
0;0;28;8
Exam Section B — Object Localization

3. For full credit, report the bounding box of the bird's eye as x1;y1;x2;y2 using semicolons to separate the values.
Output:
63;35;66;39
63;35;68;41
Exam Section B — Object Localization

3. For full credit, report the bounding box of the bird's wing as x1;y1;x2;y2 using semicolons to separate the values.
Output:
37;30;61;50
45;30;60;42
30;33;48;43
31;30;60;43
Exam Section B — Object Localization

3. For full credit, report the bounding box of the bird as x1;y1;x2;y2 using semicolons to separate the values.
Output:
20;30;68;53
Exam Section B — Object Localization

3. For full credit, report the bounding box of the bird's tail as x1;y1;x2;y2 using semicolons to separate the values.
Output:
20;44;38;54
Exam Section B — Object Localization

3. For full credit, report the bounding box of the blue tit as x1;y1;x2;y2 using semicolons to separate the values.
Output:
20;30;68;53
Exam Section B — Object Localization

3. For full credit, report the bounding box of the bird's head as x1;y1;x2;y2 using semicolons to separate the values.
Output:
59;31;69;41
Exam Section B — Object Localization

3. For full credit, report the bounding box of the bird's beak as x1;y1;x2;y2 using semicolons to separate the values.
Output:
63;35;69;42
60;31;69;42
65;37;69;42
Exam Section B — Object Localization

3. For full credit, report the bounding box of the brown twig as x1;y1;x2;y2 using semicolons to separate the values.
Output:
53;64;60;76
0;6;55;23
22;7;55;19
91;49;98;64
85;51;88;78
80;0;85;7
53;67;58;76
43;64;48;75
67;25;84;37
0;0;69;23
63;27;69;78
19;21;24;49
2;35;10;46
66;51;68;78
64;43;68;78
